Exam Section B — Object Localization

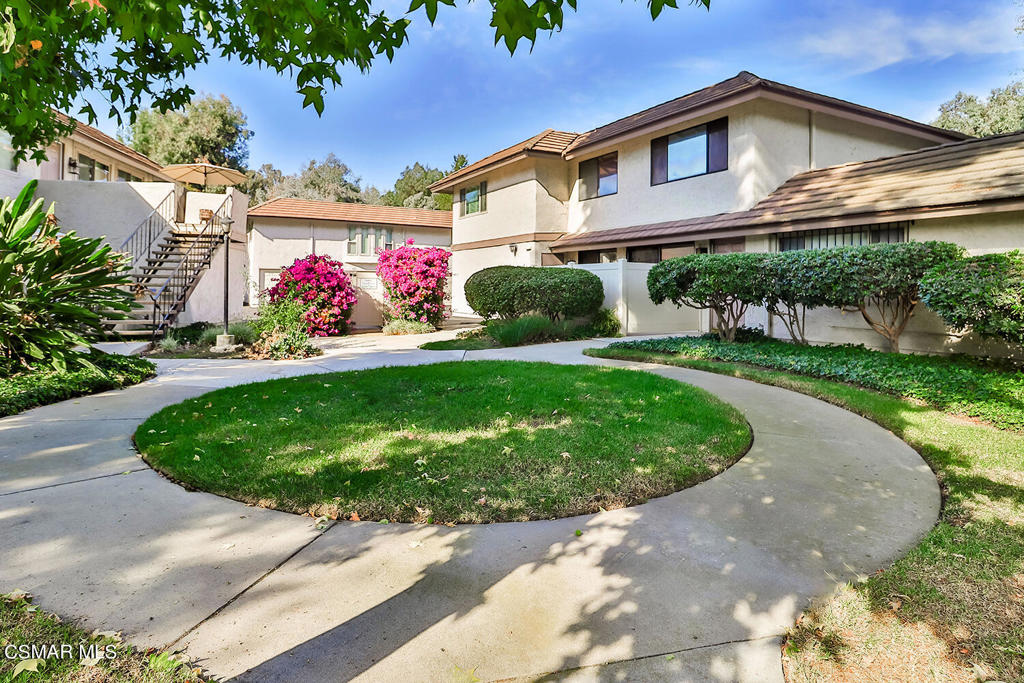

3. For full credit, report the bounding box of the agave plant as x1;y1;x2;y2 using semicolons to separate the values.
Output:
0;180;135;373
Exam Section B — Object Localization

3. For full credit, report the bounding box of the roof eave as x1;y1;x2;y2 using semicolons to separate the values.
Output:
428;149;563;193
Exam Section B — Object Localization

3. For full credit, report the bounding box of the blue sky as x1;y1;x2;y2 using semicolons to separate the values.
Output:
89;0;1023;190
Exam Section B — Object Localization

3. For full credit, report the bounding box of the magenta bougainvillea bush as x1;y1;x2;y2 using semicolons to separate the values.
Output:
376;240;451;327
266;254;358;336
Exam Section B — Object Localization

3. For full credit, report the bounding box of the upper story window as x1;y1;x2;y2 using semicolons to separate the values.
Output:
348;225;394;256
77;154;109;182
460;181;487;216
117;169;142;182
579;152;618;200
651;117;728;185
777;222;909;251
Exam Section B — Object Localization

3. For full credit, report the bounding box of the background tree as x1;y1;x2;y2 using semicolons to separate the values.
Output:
243;155;376;205
932;81;1024;136
382;154;468;211
1;0;710;161
129;94;253;168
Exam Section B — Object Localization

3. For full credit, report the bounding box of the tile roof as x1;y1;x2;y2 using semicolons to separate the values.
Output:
428;129;578;192
247;197;453;229
55;112;166;175
564;71;967;156
551;130;1024;250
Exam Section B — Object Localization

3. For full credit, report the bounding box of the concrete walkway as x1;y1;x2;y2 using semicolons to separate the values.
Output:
0;334;940;682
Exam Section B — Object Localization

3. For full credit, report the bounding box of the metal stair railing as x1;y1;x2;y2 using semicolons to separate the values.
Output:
116;189;176;273
147;196;231;337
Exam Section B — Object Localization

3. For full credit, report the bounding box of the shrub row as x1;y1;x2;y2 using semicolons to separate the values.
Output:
465;266;604;321
485;308;622;347
648;242;974;352
0;352;156;417
604;336;1024;431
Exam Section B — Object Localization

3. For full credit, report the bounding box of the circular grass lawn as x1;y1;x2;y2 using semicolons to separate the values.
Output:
135;361;751;523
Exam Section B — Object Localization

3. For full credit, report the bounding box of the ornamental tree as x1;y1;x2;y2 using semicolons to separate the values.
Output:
2;0;710;161
648;253;769;342
761;250;832;344
817;241;964;353
376;240;451;328
266;254;358;336
920;250;1024;346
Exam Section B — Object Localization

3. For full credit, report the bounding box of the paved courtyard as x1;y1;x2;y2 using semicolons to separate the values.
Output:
0;334;940;682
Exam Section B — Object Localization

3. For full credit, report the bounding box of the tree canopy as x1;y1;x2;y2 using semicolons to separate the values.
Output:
1;0;710;161
382;155;469;211
932;81;1024;136
129;94;252;169
244;154;377;205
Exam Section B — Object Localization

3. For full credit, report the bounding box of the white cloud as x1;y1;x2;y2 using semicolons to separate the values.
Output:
799;3;1023;74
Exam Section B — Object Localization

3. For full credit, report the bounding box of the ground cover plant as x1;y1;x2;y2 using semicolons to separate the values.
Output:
135;361;750;524
584;345;1024;682
376;240;450;328
0;590;204;682
0;351;155;417
602;336;1024;430
266;254;358;336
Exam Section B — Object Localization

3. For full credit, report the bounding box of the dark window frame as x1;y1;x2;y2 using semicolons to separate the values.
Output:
776;222;911;252
651;117;728;186
578;152;618;201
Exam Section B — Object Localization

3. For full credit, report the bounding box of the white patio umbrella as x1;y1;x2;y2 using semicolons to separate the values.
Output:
160;162;246;187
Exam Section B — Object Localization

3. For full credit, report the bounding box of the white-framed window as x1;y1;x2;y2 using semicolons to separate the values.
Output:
347;225;394;255
459;181;487;215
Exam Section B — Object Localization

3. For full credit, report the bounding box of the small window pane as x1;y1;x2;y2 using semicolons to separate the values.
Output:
78;154;95;181
465;185;480;214
627;246;661;263
597;154;617;196
667;128;707;181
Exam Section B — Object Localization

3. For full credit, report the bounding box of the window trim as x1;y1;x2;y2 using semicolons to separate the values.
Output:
651;117;728;186
578;152;618;201
347;224;394;256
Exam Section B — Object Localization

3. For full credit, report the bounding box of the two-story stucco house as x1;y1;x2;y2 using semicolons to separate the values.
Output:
430;71;1024;355
247;198;453;328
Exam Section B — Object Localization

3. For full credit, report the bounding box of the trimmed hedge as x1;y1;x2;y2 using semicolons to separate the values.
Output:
0;352;155;417
603;336;1024;430
465;266;604;320
921;250;1024;346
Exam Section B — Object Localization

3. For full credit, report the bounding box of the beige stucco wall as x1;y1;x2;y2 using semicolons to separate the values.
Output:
248;217;452;329
450;156;570;246
177;241;248;326
745;213;1024;359
564;100;935;236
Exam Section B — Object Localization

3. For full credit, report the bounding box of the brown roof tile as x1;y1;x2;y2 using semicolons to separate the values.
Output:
551;130;1024;250
564;71;967;156
55;112;167;175
248;197;452;229
428;129;578;192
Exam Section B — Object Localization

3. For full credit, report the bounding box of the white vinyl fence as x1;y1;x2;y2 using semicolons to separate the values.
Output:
561;259;705;335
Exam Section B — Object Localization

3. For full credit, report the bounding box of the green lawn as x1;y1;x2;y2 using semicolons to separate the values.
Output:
135;361;751;524
0;591;202;682
418;337;499;351
587;345;1024;682
0;352;155;418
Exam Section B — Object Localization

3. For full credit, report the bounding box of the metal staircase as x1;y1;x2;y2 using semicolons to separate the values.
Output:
104;194;231;339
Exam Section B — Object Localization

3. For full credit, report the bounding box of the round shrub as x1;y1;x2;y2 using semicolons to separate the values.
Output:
266;254;358;336
464;266;603;320
920;250;1024;346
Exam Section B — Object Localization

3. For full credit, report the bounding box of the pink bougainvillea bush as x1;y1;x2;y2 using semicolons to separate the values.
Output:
376;240;451;327
266;254;358;336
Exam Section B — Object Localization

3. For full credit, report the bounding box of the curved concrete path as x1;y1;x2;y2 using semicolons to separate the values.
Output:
0;335;940;682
